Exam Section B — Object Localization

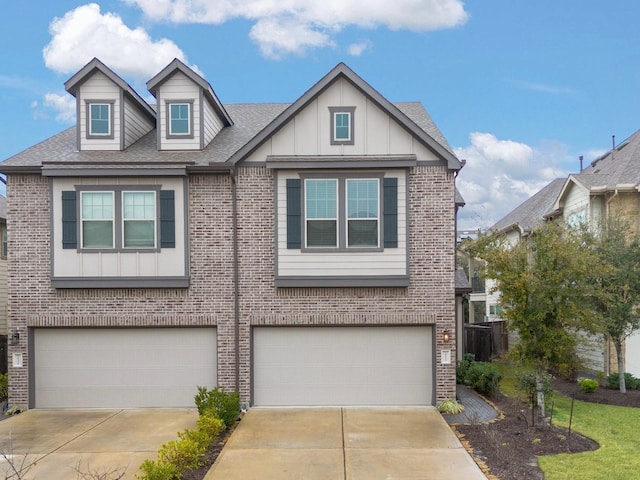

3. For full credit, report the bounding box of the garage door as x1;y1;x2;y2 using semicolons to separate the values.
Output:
253;326;433;406
34;328;217;408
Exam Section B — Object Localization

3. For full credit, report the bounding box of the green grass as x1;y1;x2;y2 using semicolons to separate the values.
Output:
495;361;640;479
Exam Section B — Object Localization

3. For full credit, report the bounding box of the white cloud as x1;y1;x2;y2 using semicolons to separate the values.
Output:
43;93;77;123
43;3;196;79
455;132;571;231
347;41;372;56
125;0;468;58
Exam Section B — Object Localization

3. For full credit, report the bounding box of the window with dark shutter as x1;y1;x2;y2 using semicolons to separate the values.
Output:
61;191;77;249
286;179;301;249
383;177;398;248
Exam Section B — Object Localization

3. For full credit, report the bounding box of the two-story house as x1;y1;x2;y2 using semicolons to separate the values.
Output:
0;58;462;409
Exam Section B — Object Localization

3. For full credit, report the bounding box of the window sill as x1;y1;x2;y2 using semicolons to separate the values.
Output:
52;276;190;289
275;276;409;288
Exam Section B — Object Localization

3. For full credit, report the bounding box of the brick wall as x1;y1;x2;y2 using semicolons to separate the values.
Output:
6;164;457;407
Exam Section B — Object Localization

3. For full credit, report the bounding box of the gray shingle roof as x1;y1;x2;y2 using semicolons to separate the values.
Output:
455;267;472;293
491;178;565;233
0;102;451;169
573;129;640;189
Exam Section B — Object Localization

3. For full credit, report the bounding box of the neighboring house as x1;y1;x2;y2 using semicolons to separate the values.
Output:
0;195;7;374
486;129;640;376
0;58;463;409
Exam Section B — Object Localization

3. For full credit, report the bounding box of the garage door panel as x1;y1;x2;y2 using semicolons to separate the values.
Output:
34;328;217;408
253;326;433;406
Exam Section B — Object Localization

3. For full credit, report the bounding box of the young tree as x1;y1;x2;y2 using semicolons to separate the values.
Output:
470;221;592;429
587;217;640;393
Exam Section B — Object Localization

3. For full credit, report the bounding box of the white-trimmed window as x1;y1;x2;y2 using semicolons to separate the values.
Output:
123;192;156;248
303;176;380;250
329;107;355;145
168;102;193;137
81;192;114;248
79;190;157;250
346;179;379;247
305;179;338;248
86;101;114;138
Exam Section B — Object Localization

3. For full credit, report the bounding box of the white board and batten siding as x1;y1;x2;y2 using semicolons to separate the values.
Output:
51;177;186;279
243;77;441;161
626;332;640;377
253;326;433;406
78;71;121;151
34;328;217;408
561;182;590;225
202;98;225;147
276;169;407;277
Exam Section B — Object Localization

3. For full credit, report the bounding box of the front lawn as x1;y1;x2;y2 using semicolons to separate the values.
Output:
539;394;640;479
481;362;640;479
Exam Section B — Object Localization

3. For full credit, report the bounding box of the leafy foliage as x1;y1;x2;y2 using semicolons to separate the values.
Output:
0;373;7;400
458;356;502;395
607;372;640;391
515;370;553;407
585;216;640;393
470;221;593;427
456;353;475;384
578;378;599;393
438;398;465;414
194;386;240;427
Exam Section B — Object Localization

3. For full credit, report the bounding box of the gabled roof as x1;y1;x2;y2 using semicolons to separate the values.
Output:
146;58;233;127
491;178;565;235
224;62;461;170
64;57;156;123
455;267;472;294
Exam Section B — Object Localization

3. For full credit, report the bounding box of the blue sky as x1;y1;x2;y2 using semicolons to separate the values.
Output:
1;1;639;229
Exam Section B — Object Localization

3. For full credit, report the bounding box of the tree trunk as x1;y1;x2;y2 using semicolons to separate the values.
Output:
535;367;547;429
616;339;626;394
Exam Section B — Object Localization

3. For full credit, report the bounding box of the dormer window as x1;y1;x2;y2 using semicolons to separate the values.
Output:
329;107;355;145
86;101;114;139
167;101;194;138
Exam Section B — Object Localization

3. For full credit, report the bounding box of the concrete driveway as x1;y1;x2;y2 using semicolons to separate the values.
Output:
0;408;198;479
205;407;486;480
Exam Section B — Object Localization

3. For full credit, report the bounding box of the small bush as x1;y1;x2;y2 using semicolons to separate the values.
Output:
456;354;475;384
136;459;179;480
515;371;553;407
0;374;7;400
196;413;225;444
607;372;640;390
157;437;206;473
438;398;465;414
462;360;502;395
578;378;599;393
194;386;240;427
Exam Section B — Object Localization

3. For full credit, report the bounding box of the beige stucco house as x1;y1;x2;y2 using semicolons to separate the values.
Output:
0;58;462;409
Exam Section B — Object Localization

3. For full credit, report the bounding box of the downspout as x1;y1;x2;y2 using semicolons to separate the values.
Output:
231;167;240;392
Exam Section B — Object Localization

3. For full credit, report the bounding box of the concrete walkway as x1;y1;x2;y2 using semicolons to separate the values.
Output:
205;407;487;480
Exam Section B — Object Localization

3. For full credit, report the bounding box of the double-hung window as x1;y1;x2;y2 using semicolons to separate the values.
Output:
329;107;355;145
167;101;193;137
303;176;380;250
81;192;114;248
86;101;114;138
78;190;157;250
123;192;156;248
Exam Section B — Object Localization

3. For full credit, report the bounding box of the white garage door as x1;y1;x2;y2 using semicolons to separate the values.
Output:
34;328;217;408
253;326;433;406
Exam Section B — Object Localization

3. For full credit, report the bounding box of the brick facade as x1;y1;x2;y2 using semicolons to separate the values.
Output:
6;164;457;408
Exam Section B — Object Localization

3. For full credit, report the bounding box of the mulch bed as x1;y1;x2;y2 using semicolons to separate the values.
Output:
455;378;640;480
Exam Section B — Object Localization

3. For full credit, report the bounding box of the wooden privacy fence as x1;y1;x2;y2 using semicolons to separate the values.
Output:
464;321;508;362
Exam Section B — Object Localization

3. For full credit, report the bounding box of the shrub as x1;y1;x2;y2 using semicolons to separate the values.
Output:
194;386;240;427
0;374;7;400
438;398;465;414
463;361;502;395
607;372;640;390
515;371;553;407
136;459;179;480
456;354;475;384
196;413;225;444
157;437;206;473
578;378;599;393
